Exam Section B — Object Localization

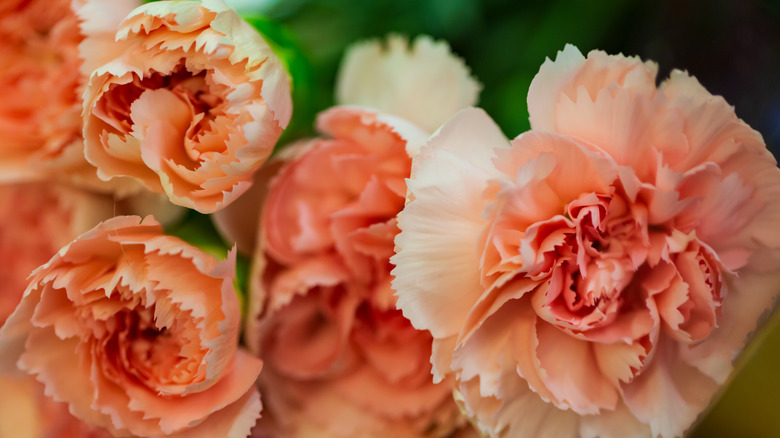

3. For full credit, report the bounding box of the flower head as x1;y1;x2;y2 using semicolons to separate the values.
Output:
82;0;292;213
0;216;263;437
246;107;463;437
392;45;780;438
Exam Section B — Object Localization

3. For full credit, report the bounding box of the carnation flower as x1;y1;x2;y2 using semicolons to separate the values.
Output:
0;216;263;437
246;107;465;437
392;45;780;438
82;0;292;213
218;34;483;437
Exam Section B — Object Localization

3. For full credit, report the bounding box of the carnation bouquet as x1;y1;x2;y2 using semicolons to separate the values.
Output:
1;1;779;437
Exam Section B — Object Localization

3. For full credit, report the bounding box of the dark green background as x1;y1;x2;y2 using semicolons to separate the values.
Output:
248;0;780;158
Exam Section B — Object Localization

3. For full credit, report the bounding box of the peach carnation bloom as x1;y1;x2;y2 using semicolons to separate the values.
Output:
245;107;466;438
0;216;263;437
82;0;292;213
392;45;780;438
0;183;113;326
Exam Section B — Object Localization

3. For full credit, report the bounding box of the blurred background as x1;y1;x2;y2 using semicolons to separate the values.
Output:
226;0;780;436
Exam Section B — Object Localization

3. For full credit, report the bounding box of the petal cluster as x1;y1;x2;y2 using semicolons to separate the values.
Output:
83;0;292;213
392;45;780;438
247;107;463;437
0;216;263;437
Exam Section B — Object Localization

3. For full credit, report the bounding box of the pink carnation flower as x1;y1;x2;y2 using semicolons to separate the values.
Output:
82;0;292;213
245;107;466;438
392;45;780;438
0;216;263;437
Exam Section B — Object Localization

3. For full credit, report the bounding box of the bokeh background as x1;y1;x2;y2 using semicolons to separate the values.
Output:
226;0;780;436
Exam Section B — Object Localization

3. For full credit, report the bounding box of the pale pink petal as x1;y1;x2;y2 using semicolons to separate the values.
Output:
527;44;586;131
316;106;429;159
19;328;118;432
454;300;521;400
122;350;263;434
660;70;766;171
622;337;719;438
579;401;651;438
336;35;481;133
430;335;457;383
167;387;262;438
458;372;580;438
501;132;617;200
392;108;509;338
702;151;780;267
679;267;780;383
536;322;619;415
74;0;141;74
554;86;680;183
508;302;558;404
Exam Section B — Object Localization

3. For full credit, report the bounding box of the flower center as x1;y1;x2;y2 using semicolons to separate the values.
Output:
93;62;233;167
93;303;206;391
526;193;651;332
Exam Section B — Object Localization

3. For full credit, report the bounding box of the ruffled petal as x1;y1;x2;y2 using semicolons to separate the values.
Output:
622;337;719;438
336;35;481;133
392;108;510;338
